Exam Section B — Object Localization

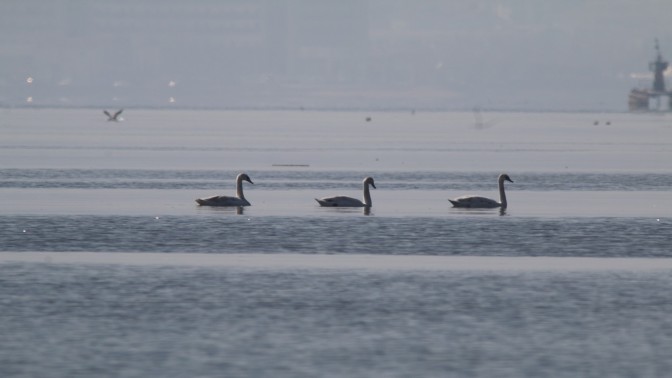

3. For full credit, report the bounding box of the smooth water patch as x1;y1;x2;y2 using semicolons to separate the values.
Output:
4;252;672;272
1;187;671;218
2;109;672;172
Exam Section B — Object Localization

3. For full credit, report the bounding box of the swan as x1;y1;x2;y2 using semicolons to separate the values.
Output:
449;173;513;209
103;109;123;121
196;173;254;206
316;177;376;207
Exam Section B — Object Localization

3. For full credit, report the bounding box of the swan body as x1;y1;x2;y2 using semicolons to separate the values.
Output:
449;174;513;209
104;109;123;121
316;177;376;207
196;173;253;207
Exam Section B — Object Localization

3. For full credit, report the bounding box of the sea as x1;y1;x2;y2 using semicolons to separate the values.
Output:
1;108;672;377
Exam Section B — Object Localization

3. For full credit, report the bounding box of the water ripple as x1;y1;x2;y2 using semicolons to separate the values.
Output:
2;169;672;191
2;215;670;257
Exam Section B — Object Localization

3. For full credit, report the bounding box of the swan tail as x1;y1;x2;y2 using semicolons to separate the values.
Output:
316;198;342;207
315;198;330;207
448;199;459;207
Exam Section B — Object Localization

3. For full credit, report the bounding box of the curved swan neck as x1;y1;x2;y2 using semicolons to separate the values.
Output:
363;182;372;207
236;175;246;199
498;178;507;209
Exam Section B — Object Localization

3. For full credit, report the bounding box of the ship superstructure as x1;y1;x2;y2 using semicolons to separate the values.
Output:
629;40;672;111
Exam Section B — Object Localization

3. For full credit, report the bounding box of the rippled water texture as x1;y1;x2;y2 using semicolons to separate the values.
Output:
1;109;672;377
2;263;672;378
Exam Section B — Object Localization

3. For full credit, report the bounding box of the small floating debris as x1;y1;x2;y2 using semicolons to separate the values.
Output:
365;117;372;122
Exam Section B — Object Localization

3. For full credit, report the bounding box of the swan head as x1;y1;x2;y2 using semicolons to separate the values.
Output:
363;176;376;189
238;173;254;185
499;174;513;184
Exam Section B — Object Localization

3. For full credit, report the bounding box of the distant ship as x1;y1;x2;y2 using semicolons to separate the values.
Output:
628;39;671;112
103;109;123;121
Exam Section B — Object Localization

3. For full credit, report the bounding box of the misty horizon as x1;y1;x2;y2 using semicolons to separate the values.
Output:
1;0;671;112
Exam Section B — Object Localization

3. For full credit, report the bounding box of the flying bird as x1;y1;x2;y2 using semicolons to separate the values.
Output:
103;109;123;121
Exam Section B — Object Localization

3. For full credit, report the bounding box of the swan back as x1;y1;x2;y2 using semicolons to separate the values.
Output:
449;196;501;208
196;196;250;207
315;196;366;207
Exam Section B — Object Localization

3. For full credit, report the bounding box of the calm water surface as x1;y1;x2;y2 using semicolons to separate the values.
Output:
1;109;672;377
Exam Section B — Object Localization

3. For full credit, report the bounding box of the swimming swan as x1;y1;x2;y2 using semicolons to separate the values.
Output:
316;177;376;207
196;173;253;206
449;174;513;209
103;109;123;121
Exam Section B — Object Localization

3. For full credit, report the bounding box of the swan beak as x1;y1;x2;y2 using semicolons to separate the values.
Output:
371;183;377;189
507;178;514;183
247;179;254;185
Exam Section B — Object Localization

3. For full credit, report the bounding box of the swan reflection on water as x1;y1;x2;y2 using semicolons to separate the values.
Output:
317;206;373;216
448;206;509;216
197;205;246;215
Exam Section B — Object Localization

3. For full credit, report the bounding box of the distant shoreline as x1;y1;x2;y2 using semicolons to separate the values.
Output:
0;104;634;114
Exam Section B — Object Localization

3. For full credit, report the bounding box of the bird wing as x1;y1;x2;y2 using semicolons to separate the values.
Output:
197;195;249;206
450;196;500;208
316;196;363;207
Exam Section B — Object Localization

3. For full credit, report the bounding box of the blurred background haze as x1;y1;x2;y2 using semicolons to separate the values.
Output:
1;0;671;111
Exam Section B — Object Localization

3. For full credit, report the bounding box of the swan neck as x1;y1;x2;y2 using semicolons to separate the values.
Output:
363;183;372;206
236;177;245;199
498;179;507;209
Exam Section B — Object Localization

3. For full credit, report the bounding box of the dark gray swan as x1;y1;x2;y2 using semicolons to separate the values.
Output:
449;174;513;209
196;173;254;207
316;177;376;207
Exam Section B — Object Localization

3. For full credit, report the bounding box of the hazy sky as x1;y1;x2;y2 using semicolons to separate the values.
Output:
1;0;671;111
